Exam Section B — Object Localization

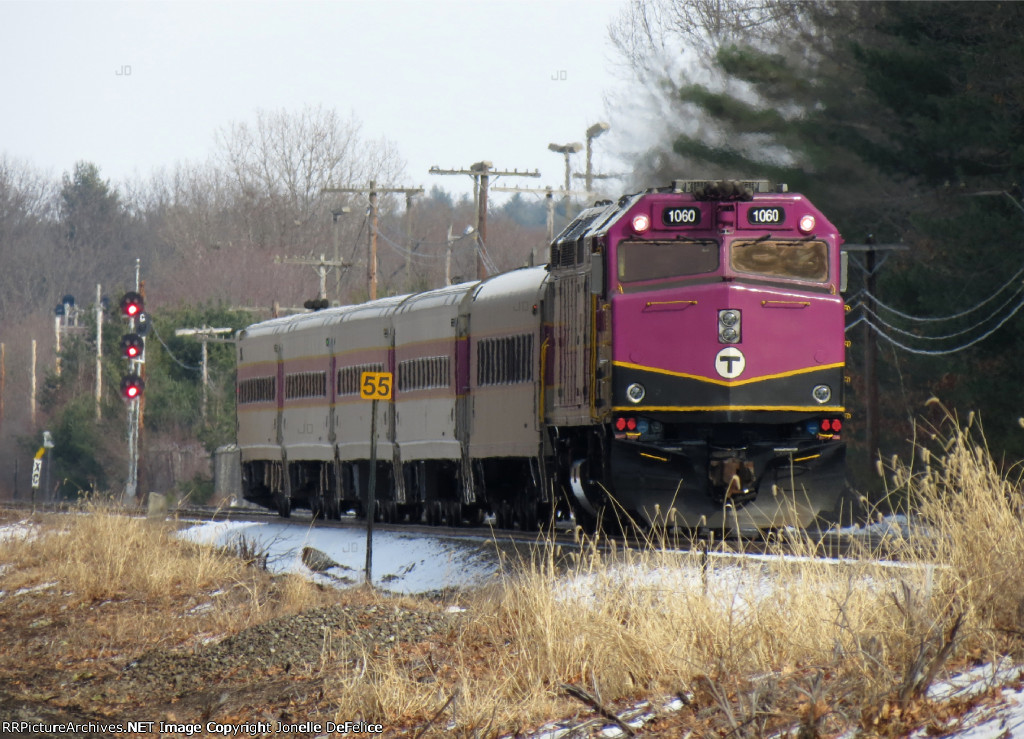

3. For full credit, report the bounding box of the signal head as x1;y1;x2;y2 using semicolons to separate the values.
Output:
120;333;143;359
119;291;144;318
120;373;145;400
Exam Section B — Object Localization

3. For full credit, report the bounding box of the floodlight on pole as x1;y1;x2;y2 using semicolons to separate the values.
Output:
584;122;610;193
548;142;583;219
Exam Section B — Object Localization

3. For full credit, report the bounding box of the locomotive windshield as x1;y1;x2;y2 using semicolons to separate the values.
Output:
617;240;719;284
730;239;829;282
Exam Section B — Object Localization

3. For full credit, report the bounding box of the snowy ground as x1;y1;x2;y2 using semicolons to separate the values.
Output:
177;518;511;594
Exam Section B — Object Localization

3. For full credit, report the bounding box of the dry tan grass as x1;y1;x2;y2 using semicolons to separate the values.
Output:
402;412;1024;735
0;501;331;642
4;419;1024;738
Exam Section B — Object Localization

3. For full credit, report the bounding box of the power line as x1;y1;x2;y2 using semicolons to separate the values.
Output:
150;324;201;371
849;300;1024;355
848;285;1024;341
863;263;1024;324
322;182;423;299
430;162;540;279
473;234;499;276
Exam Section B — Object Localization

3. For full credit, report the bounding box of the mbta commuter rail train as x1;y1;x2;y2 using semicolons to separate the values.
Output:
235;180;848;531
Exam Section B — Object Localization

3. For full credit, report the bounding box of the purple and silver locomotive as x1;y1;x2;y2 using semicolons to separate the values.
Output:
552;179;847;530
236;180;847;530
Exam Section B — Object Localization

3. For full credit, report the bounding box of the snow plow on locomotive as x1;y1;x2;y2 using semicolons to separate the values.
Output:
235;180;849;531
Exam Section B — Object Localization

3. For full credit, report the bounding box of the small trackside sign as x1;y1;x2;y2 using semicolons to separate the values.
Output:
360;371;393;400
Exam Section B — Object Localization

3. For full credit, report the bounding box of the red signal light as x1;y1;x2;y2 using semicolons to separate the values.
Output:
615;417;627;431
120;333;143;360
832;418;842;432
627;418;638;431
821;419;831;431
120;291;144;319
120;374;145;400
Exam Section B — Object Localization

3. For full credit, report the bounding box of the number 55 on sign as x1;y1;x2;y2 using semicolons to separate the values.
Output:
360;371;392;400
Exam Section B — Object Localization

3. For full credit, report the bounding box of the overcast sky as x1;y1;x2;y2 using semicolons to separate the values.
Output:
0;0;631;199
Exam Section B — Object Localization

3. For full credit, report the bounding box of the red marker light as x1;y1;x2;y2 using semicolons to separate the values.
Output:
627;418;638;431
832;418;842;432
615;417;627;431
821;418;831;431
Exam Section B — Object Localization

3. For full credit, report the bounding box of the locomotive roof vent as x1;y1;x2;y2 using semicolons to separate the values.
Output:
672;179;773;201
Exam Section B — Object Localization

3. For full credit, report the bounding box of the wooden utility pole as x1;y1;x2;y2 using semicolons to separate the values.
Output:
842;242;908;485
95;284;103;420
275;253;348;301
430;163;540;280
54;313;61;377
175;327;233;421
321;182;423;300
30;339;36;426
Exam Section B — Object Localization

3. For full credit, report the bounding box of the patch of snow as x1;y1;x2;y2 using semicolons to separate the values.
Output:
177;520;500;594
0;520;38;544
13;581;57;596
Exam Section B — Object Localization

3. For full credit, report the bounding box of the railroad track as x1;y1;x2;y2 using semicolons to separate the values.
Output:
2;498;903;560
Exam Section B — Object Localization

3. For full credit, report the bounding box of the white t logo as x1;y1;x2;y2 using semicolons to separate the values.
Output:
715;348;746;379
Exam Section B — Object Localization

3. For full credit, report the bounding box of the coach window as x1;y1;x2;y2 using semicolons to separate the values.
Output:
478;335;533;386
731;239;828;282
338;363;385;395
617;240;719;285
239;376;276;404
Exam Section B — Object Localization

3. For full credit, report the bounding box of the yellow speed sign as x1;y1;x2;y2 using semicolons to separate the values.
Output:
359;371;393;400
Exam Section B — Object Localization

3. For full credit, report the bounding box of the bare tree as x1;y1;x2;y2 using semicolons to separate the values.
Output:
0;155;60;319
143;106;409;308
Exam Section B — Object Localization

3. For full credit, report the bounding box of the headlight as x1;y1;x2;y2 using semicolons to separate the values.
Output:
626;383;646;404
718;309;741;344
812;385;832;404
